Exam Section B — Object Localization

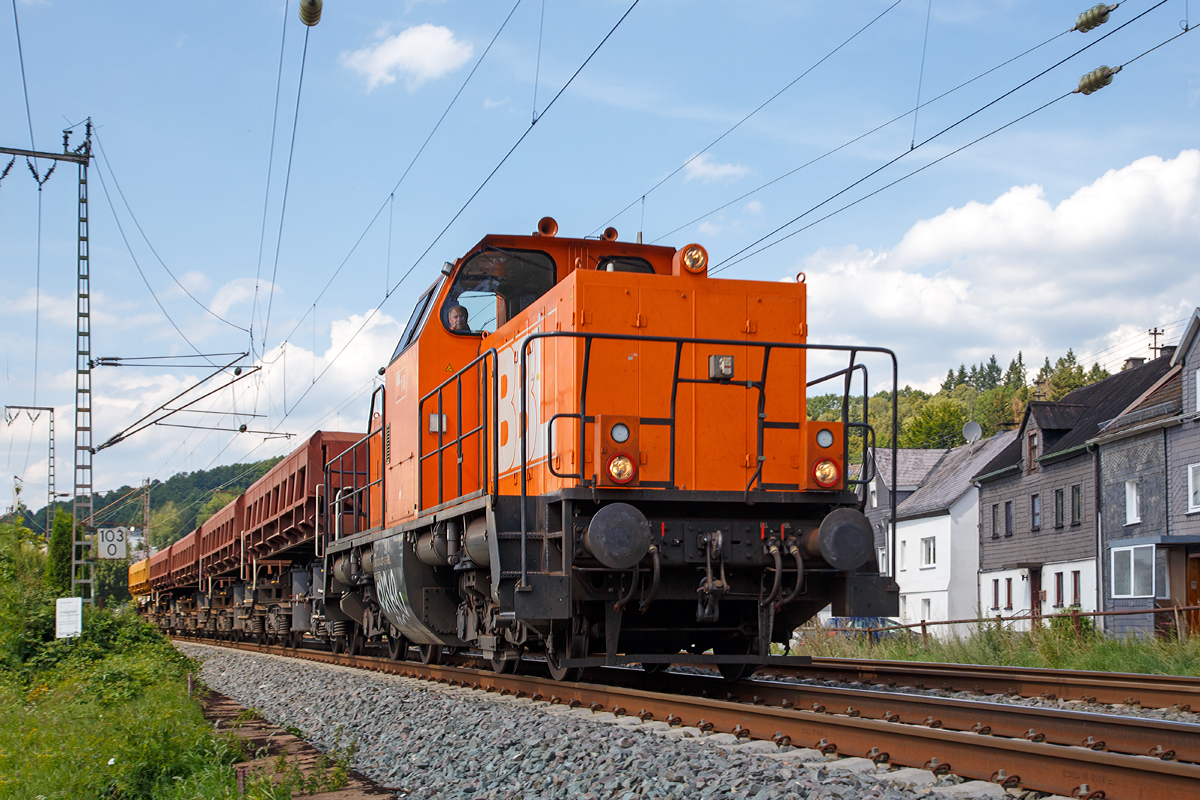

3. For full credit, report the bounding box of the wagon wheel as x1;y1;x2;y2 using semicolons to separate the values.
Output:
418;643;443;665
714;636;756;683
386;628;408;661
546;629;584;682
290;631;304;650
330;634;346;654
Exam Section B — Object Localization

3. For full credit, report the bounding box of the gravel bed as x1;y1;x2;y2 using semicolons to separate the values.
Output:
177;643;1050;800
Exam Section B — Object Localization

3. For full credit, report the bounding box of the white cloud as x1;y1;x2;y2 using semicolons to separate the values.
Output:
210;278;260;318
484;97;510;109
743;200;763;214
792;150;1200;390
340;24;473;91
683;153;750;183
697;221;721;236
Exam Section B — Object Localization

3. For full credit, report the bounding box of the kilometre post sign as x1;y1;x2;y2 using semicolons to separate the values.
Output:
96;527;127;559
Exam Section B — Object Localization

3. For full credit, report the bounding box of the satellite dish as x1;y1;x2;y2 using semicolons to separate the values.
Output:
963;420;982;444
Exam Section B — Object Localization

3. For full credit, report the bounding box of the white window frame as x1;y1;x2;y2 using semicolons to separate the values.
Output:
900;595;907;621
921;597;931;621
920;536;936;568
1189;464;1200;513
877;547;887;576
870;479;878;508
1125;480;1140;525
899;540;907;572
1111;544;1155;598
1195;368;1200;414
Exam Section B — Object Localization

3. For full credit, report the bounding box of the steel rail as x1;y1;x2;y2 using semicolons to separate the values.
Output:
791;657;1200;711
175;637;1200;799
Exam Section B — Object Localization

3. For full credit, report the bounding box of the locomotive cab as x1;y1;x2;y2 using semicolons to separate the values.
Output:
324;217;898;678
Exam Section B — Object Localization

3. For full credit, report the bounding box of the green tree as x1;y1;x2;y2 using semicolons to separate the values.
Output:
148;501;182;549
1087;361;1110;384
1004;352;1026;388
898;397;968;449
44;509;72;596
979;355;1002;390
1048;348;1086;400
940;369;956;393
955;364;968;386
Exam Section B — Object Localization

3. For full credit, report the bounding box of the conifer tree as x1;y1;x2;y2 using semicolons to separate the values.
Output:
44;509;72;596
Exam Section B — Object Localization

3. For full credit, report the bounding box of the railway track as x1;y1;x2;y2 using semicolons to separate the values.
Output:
791;657;1200;711
175;636;1200;799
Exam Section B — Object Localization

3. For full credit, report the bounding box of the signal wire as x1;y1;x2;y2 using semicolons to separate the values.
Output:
591;0;907;236
710;0;1174;274
910;0;934;148
651;25;1071;244
94;132;248;332
263;0;643;438
11;0;35;151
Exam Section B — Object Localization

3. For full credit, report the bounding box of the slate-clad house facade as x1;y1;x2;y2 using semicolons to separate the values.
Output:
1090;362;1181;635
1165;311;1200;634
890;432;1014;637
861;448;946;576
974;355;1173;628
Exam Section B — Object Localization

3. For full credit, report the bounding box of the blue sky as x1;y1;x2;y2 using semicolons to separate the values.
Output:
2;0;1198;508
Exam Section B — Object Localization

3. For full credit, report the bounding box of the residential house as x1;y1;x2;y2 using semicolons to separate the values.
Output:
891;432;1015;637
860;447;946;577
1167;311;1200;634
1089;356;1181;635
974;354;1174;629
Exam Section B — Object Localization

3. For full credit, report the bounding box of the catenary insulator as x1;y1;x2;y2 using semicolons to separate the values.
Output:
1074;4;1114;33
299;0;322;27
1076;65;1120;95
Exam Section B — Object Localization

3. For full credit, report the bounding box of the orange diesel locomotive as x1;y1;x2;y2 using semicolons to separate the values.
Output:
320;217;899;678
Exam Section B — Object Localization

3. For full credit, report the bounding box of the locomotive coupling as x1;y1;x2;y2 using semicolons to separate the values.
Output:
806;508;874;571
583;502;652;570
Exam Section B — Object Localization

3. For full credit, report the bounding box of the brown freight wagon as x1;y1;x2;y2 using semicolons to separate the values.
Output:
168;530;199;589
199;494;244;577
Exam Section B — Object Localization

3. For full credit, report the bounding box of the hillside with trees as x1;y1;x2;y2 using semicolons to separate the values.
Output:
12;457;281;549
809;349;1111;456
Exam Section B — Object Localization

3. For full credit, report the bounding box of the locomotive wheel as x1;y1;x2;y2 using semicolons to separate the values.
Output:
489;646;523;675
546;632;583;682
331;636;346;655
386;630;408;661
347;626;365;657
418;643;443;665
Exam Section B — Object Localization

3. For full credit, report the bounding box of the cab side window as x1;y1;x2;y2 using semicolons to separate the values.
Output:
443;248;556;335
392;277;443;360
596;256;654;274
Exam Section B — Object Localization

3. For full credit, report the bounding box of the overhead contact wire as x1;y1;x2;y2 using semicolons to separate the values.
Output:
653;26;1070;243
252;0;292;356
95;132;248;332
710;0;1173;273
262;24;311;356
592;0;906;235
264;0;642;438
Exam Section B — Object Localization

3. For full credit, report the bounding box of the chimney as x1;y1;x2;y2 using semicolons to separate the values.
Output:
1123;356;1146;371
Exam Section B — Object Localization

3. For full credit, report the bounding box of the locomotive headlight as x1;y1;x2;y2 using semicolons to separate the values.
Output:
611;422;630;444
816;428;834;448
607;453;636;484
813;459;839;487
681;244;708;273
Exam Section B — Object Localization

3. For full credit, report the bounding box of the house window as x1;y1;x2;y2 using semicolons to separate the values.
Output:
1071;485;1082;524
1125;480;1140;525
1054;572;1064;607
1004;501;1013;536
921;536;936;567
1031;494;1041;531
921;598;931;621
992;579;1000;610
1071;571;1081;606
991;504;999;539
1005;578;1013;609
899;540;907;571
1196;369;1200;413
1112;544;1154;598
1156;549;1169;600
1189;464;1200;513
1054;489;1064;528
878;547;887;576
900;595;907;621
1027;432;1038;471
870;480;878;508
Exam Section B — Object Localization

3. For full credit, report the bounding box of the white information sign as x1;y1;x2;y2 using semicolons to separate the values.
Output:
97;526;128;559
56;597;83;639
